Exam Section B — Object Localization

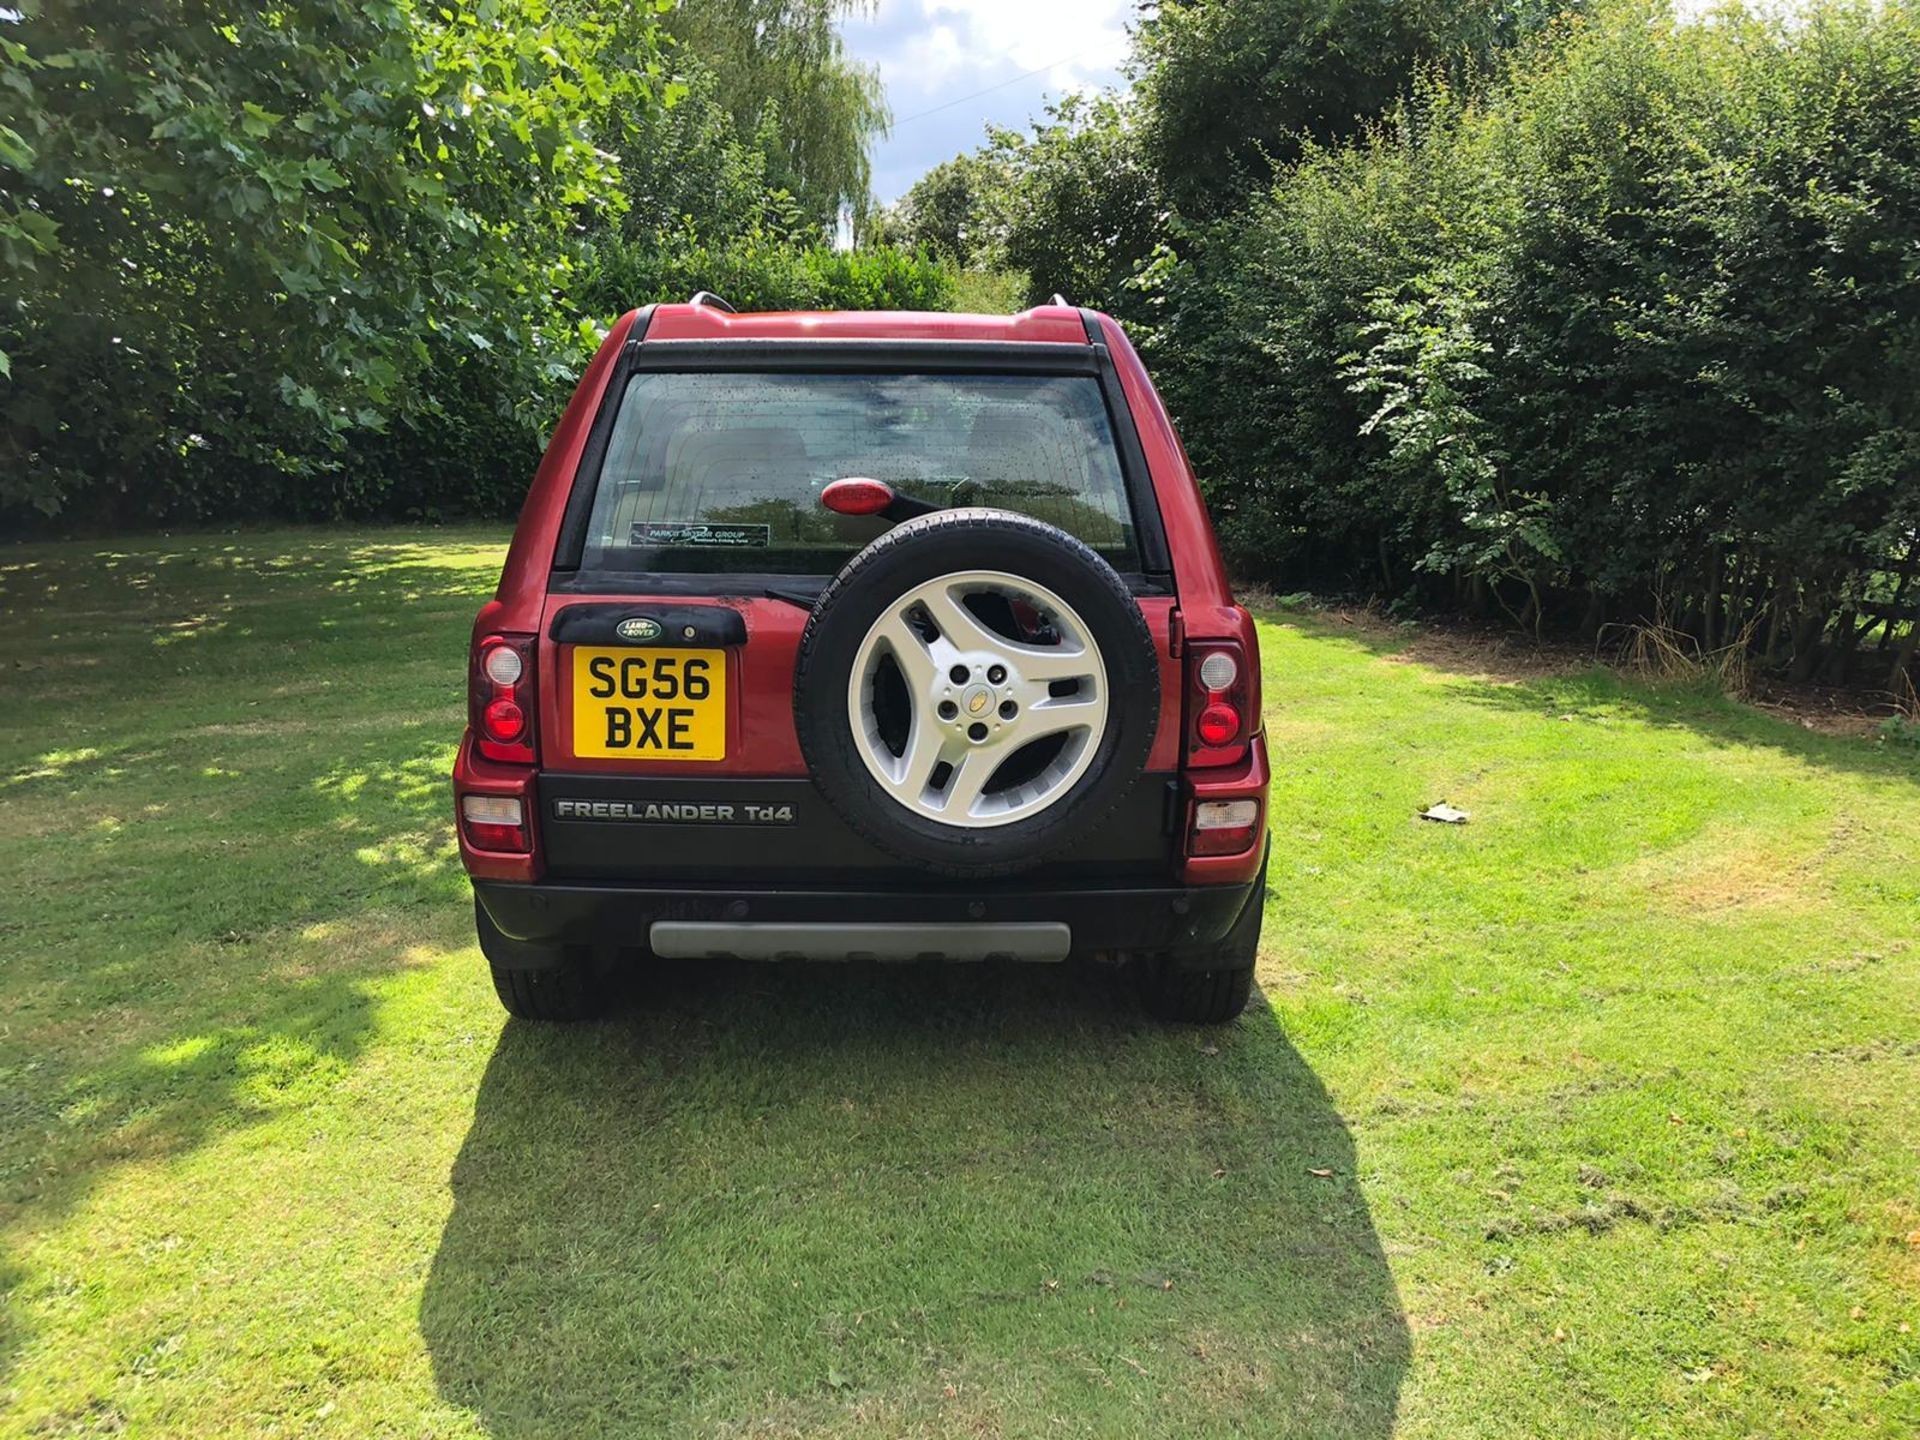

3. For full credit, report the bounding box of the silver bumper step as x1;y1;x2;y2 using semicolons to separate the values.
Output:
647;920;1072;963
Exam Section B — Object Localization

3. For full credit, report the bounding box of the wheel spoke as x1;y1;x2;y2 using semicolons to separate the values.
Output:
918;583;1001;654
846;567;1113;829
872;609;937;692
1000;638;1097;683
889;716;950;800
1018;695;1102;741
939;748;996;817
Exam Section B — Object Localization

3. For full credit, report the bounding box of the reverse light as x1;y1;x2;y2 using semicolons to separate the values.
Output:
1194;799;1258;830
461;794;529;852
1197;650;1238;693
1188;796;1261;857
470;632;536;763
482;643;524;687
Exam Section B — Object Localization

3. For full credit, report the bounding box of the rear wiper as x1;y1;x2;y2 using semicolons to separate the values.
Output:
763;586;820;610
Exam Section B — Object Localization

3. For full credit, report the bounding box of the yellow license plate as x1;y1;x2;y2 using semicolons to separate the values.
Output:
572;647;727;760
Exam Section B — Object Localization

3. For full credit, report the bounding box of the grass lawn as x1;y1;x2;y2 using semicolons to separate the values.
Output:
2;527;1917;1439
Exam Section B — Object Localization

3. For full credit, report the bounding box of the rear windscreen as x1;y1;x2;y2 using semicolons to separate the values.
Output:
575;371;1142;575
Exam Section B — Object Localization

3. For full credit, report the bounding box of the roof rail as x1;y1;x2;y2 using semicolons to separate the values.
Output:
688;290;738;314
1048;292;1070;307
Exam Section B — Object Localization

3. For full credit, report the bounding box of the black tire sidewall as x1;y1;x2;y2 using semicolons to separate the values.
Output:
794;509;1160;878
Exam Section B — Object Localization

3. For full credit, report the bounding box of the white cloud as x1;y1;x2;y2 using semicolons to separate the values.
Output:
845;0;1136;202
906;0;1133;88
857;0;1134;105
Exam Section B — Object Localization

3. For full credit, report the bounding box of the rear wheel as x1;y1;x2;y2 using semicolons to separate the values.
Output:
1134;855;1266;1024
475;899;607;1022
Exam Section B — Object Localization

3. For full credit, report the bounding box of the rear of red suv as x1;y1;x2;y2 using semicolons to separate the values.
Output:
453;299;1269;1023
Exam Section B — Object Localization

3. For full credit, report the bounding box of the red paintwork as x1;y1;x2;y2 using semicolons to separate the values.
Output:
454;302;1267;888
478;309;642;644
453;732;543;883
1089;314;1235;615
1180;734;1270;885
646;303;1090;344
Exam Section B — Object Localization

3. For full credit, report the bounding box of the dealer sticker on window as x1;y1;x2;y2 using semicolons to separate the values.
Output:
630;521;770;548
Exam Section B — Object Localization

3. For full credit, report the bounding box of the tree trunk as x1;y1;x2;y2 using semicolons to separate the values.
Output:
1762;587;1786;669
1823;608;1861;686
1788;609;1828;683
1703;545;1723;652
1890;619;1919;693
1580;589;1607;643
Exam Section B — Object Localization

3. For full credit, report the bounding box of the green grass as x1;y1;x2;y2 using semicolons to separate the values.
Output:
1;529;1916;1439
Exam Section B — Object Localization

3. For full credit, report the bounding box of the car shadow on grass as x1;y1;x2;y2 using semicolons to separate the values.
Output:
422;961;1407;1439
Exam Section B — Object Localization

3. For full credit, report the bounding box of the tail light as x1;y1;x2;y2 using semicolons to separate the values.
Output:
461;794;530;852
471;633;536;764
1185;639;1254;767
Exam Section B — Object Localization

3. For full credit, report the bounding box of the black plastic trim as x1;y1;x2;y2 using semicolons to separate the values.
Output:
545;570;1168;598
548;602;747;647
474;876;1258;959
551;305;654;575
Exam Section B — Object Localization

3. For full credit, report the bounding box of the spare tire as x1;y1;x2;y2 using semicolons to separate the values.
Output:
794;508;1159;878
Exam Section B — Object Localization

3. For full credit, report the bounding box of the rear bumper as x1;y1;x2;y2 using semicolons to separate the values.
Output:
473;856;1265;968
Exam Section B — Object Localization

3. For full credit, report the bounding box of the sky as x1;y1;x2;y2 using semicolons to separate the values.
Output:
841;0;1137;206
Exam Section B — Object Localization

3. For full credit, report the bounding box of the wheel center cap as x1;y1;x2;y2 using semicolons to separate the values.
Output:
963;683;995;717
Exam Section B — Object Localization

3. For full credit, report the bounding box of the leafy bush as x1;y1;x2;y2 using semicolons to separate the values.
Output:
0;0;662;528
1142;1;1920;686
1879;716;1920;749
0;0;917;531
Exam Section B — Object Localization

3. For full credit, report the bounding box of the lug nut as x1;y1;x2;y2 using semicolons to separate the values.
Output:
938;700;958;720
987;663;1007;684
967;722;989;742
949;664;970;684
999;700;1017;719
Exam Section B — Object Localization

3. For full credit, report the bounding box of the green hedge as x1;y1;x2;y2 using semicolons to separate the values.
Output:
1144;1;1920;685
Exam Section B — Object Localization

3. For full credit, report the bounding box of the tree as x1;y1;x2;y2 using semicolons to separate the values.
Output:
880;153;1006;265
1;0;662;522
1134;0;1567;221
661;0;888;235
986;93;1161;310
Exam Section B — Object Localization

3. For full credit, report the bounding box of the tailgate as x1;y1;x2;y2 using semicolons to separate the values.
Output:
536;590;1186;883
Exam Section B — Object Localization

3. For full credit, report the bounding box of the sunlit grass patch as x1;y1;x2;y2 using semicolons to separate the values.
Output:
0;528;1914;1438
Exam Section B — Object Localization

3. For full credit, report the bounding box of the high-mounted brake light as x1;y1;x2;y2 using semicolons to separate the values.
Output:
471;633;536;764
821;477;896;516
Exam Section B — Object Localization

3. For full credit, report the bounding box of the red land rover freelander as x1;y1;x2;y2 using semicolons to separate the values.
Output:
453;297;1270;1024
